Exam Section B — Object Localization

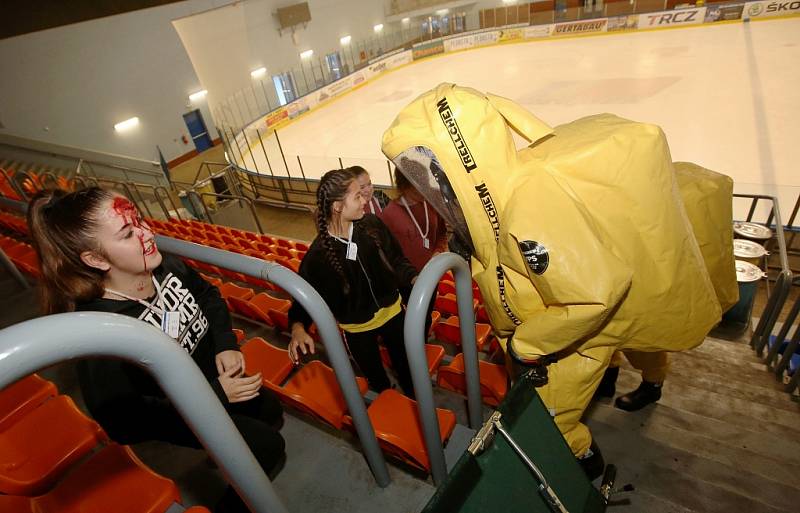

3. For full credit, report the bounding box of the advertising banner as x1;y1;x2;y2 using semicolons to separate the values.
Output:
412;39;445;60
638;7;706;28
265;107;288;128
607;14;639;31
444;33;475;52
524;24;553;38
704;3;745;22
286;98;309;119
498;27;524;41
552;19;608;35
743;0;800;19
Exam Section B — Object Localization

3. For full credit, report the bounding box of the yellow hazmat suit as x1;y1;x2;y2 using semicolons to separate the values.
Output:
614;162;739;384
382;83;724;456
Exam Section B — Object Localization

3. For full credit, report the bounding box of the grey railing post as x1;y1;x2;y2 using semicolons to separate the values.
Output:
154;236;391;487
404;252;482;486
0;313;288;513
0;246;30;290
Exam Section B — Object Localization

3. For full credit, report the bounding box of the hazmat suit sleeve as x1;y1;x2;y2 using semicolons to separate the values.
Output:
499;171;633;359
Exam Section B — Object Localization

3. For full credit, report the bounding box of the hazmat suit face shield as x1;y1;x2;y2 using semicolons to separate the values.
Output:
392;146;474;259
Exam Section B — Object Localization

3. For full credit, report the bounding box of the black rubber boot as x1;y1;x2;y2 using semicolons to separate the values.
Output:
593;366;619;399
577;439;605;481
614;380;662;412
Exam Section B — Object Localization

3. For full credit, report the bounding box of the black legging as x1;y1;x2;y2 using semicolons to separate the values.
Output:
94;390;285;513
344;310;415;397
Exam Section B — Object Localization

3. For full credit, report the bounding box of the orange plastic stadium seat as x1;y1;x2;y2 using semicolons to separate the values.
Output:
204;232;223;244
198;274;222;288
254;241;275;255
379;344;445;377
190;228;205;239
0;443;181;513
273;246;296;259
429;311;441;336
0;395;108;496
257;234;276;246
234;238;253;250
241;337;293;386
0;374;57;430
276;238;293;249
265;361;368;429
213;225;233;237
284;258;301;273
229;228;246;240
294;242;309;252
242;231;259;242
185;508;213;513
218;283;255;310
433;293;478;318
220;234;237;246
252;293;291;323
433;316;492;351
476;304;490;324
232;328;246;345
363;389;456;472
242;272;277;292
437;280;456;296
436;353;509;407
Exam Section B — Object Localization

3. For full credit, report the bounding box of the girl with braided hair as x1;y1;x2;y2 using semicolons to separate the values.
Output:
288;167;418;396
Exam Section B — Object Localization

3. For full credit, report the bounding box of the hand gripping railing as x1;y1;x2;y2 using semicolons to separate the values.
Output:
404;252;483;486
0;312;288;513
155;236;391;487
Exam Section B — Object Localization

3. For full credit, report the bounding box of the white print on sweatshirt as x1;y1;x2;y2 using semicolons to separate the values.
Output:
139;273;209;354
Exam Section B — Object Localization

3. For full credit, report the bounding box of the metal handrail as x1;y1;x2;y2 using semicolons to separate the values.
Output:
198;192;265;234
404;252;482;486
0;313;287;513
0;167;27;200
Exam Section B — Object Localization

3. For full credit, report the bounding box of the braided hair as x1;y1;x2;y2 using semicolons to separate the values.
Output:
316;168;358;295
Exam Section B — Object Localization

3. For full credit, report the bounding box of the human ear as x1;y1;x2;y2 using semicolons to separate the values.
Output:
332;199;343;214
80;250;111;272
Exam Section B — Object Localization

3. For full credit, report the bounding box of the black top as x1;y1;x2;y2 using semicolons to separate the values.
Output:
75;254;238;425
288;214;417;329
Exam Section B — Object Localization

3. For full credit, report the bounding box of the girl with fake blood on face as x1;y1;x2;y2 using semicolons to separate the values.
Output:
27;188;285;513
353;166;390;217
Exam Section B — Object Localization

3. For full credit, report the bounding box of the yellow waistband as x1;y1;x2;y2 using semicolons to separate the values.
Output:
340;296;402;333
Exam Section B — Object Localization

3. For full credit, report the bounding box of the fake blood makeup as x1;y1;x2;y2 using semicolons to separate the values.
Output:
111;197;153;272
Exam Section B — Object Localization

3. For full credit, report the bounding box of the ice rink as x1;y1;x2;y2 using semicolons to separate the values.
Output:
243;17;799;218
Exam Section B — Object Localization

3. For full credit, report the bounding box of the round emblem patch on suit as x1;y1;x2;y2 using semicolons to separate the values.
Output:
518;240;549;275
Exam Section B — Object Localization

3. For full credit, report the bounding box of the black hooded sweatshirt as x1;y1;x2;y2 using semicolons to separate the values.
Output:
75;254;238;426
288;214;418;329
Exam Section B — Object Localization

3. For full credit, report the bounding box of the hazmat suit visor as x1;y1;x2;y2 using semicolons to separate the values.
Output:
391;146;474;257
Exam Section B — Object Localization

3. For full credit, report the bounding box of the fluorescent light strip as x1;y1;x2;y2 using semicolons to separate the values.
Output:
114;117;139;132
250;67;267;78
373;23;384;32
340;35;351;45
188;90;207;102
300;49;314;59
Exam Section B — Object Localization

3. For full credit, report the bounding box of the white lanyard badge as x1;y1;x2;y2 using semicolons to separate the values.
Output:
400;196;430;249
106;276;181;338
330;222;358;260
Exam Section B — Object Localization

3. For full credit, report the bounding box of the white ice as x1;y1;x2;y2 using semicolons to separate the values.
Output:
244;18;800;220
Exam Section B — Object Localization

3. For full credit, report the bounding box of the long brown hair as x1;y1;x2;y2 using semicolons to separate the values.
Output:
27;187;114;314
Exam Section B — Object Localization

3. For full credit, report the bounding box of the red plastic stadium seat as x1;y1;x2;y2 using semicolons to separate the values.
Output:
433;293;478;318
361;389;456;472
379;344;445;377
437;280;456;296
433;316;492;351
0;443;181;513
241;337;293;386
232;328;246;345
218;283;255;310
429;311;441;336
0;395;108;495
199;273;223;287
265;361;368;429
437;353;509;407
0;374;57;430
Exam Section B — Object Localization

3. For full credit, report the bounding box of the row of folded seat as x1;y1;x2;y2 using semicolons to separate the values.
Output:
0;235;40;278
204;267;510;412
147;217;307;273
0;211;28;235
0;167;71;200
0;374;209;513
